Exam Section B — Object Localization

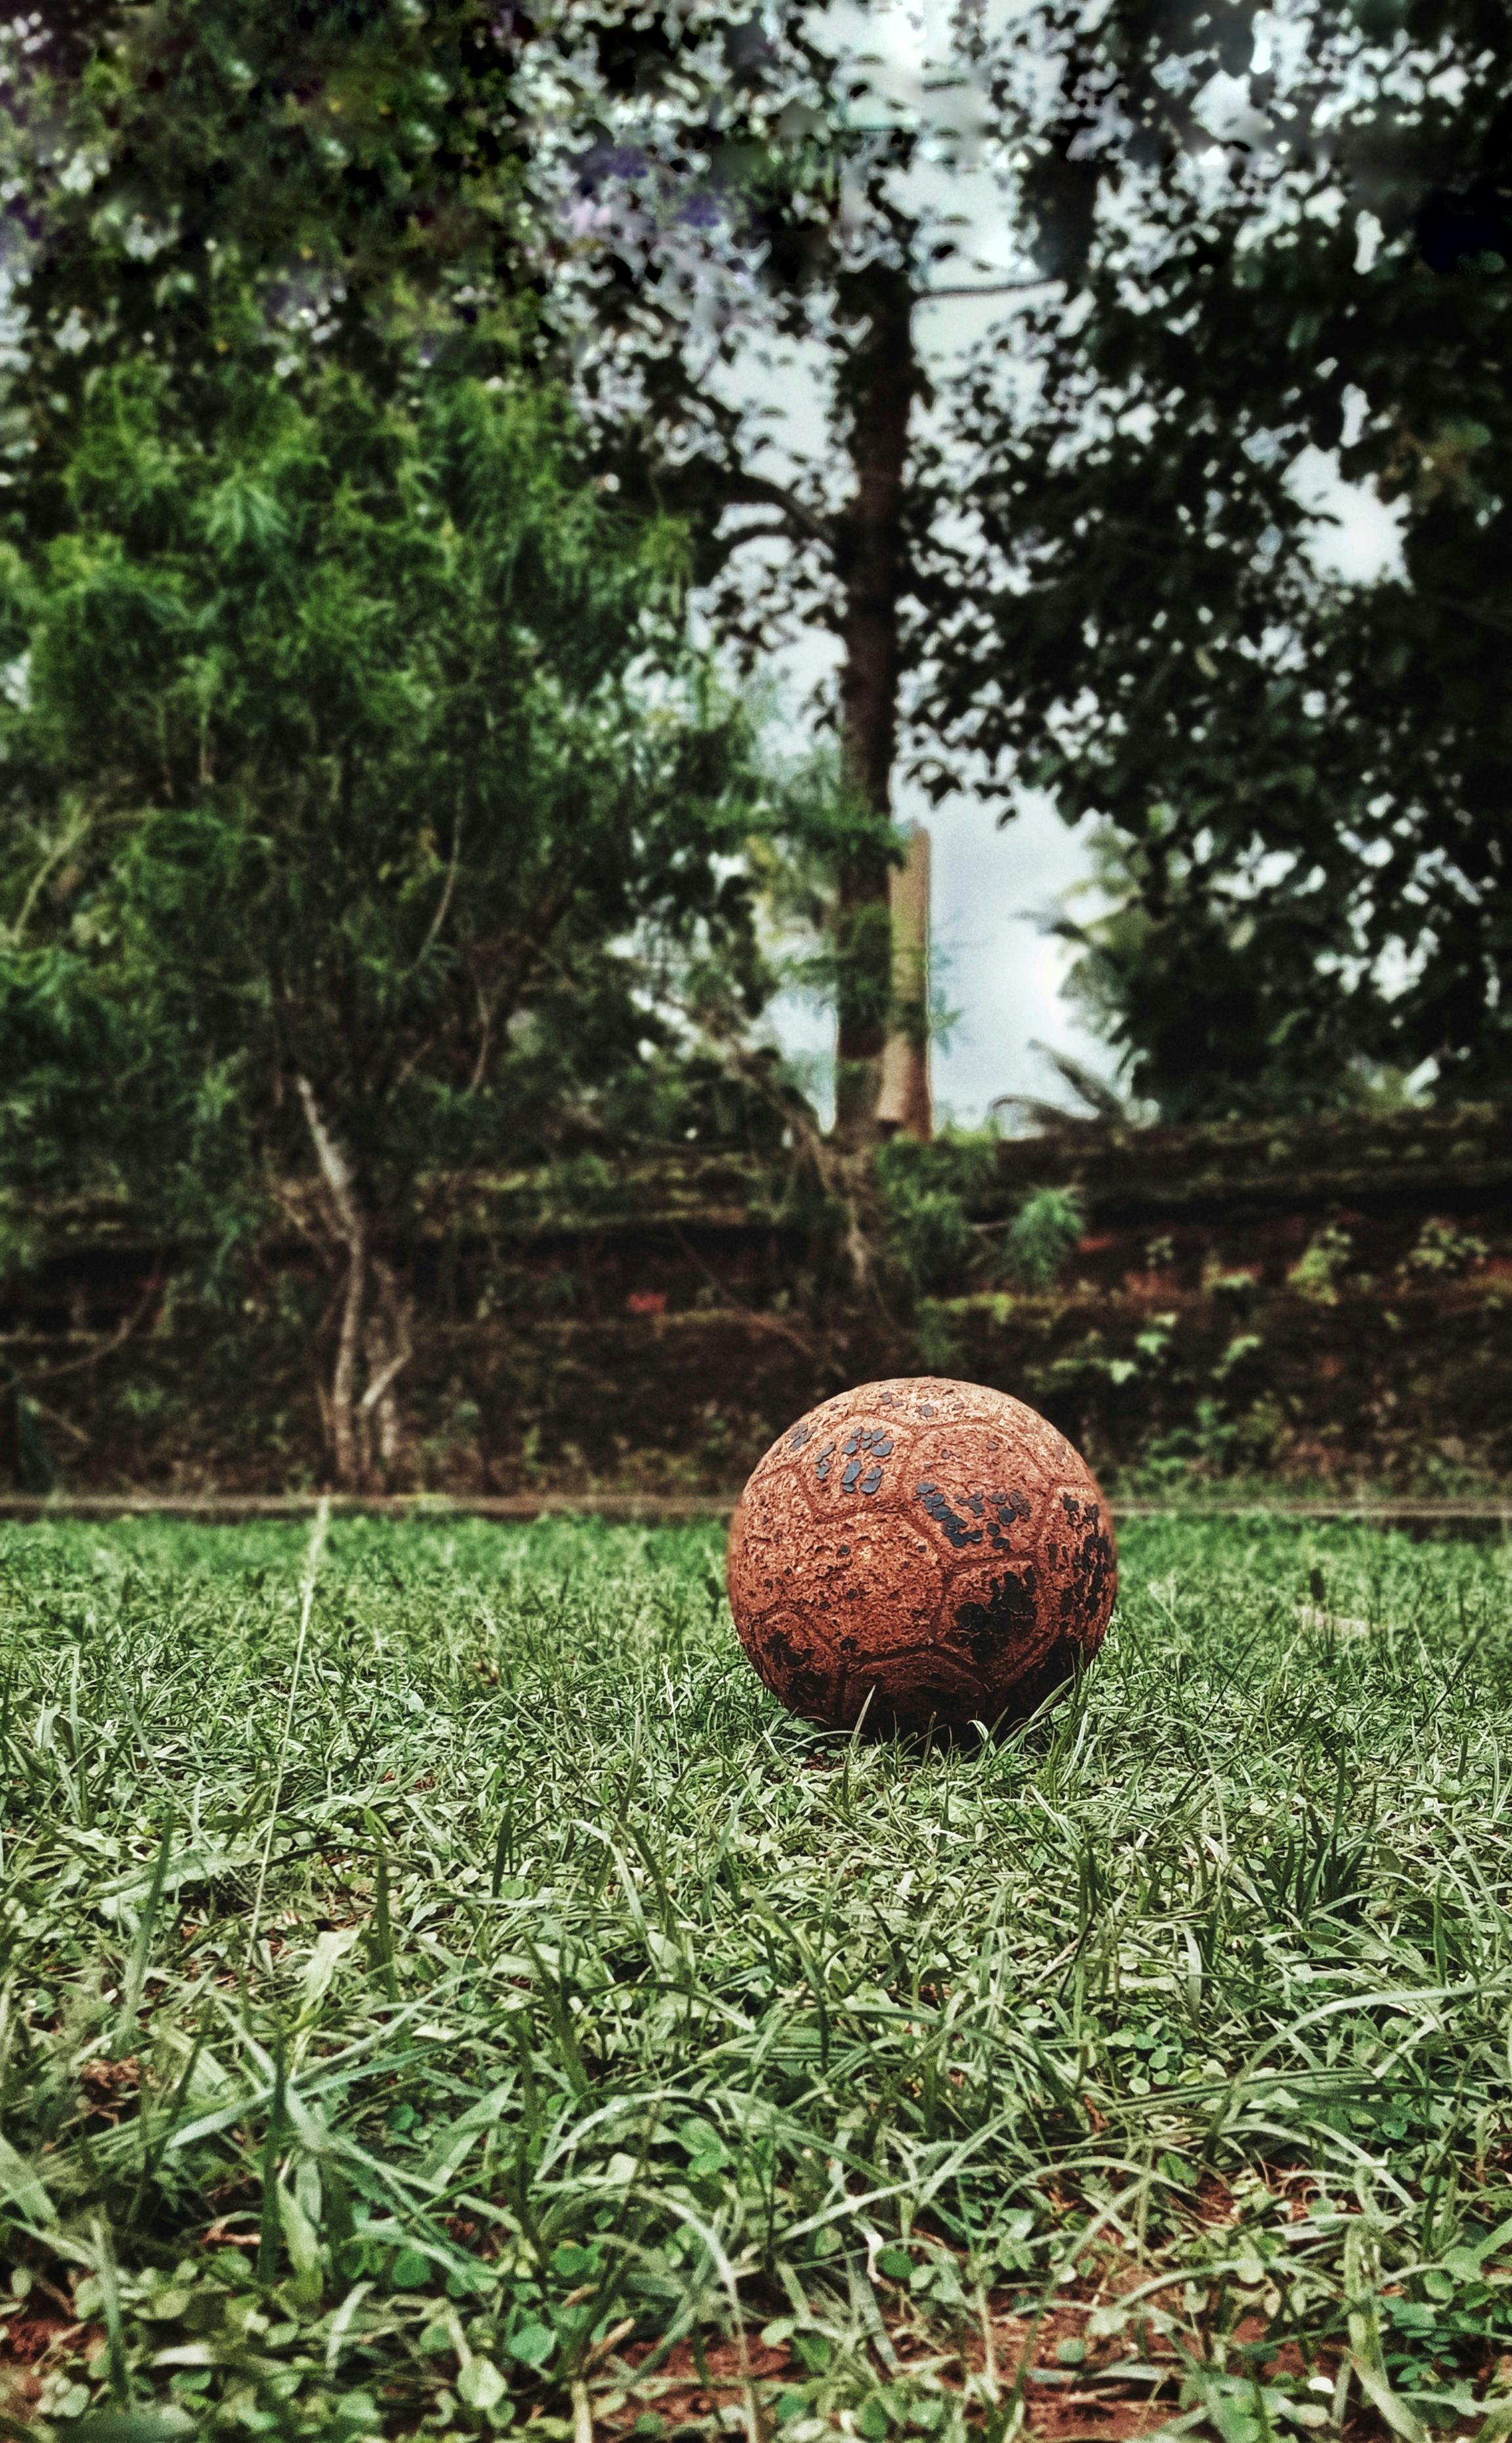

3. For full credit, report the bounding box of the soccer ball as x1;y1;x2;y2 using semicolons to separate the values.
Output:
726;1376;1116;1735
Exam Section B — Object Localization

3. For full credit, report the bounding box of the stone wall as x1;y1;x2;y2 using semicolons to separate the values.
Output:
2;1107;1507;1491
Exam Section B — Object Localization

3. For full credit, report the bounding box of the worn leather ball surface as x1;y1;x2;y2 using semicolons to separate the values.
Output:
726;1376;1116;1734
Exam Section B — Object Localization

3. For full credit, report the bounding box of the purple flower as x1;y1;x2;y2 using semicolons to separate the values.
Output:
575;140;650;192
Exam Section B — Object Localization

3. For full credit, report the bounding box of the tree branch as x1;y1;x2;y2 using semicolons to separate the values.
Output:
721;469;835;547
700;516;797;574
360;1265;414;1418
917;278;1054;300
295;1074;364;1251
20;1272;162;1383
9;811;91;946
404;809;464;977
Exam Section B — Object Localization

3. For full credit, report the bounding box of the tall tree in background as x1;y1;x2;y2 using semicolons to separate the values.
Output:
528;13;936;1143
516;0;1353;1137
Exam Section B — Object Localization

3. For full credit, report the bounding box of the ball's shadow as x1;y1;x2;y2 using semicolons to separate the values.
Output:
803;1635;1088;1757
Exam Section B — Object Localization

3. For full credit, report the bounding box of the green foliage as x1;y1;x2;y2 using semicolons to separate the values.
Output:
875;1134;998;1298
9;0;953;1151
0;351;780;1208
1057;829;1395;1126
1003;1185;1085;1292
1;1514;1511;2439
3;0;531;450
1287;1225;1357;1307
0;5;859;1227
30;2;1512;1139
1401;1218;1491;1279
939;8;1512;1113
0;183;862;1475
1;368;823;1323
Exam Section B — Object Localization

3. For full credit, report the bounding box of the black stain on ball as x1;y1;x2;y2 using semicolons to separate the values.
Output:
761;1621;833;1716
1059;1514;1114;1634
952;1565;1038;1663
915;1481;984;1548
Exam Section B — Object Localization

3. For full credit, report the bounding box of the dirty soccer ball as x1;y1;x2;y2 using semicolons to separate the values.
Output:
726;1376;1116;1735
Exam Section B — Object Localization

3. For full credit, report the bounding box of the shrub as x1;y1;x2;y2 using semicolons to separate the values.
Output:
1003;1187;1085;1291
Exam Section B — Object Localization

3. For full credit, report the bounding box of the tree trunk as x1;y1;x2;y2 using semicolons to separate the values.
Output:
361;1257;413;1474
832;254;918;1150
296;1078;412;1490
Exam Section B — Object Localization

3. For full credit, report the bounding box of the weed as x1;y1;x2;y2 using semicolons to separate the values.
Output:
1286;1227;1356;1305
1400;1220;1490;1280
876;1137;999;1300
1003;1190;1085;1292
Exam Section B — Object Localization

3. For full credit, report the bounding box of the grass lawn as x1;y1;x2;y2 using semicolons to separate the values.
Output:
1;1514;1511;2443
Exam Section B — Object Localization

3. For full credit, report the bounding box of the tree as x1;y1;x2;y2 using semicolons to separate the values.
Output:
0;0;534;438
12;0;1364;1146
931;1;1512;1116
522;14;939;1143
3;0;932;1143
518;0;1362;1138
1048;828;1395;1123
0;347;805;1485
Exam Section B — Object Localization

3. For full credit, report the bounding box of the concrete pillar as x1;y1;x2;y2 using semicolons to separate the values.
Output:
876;824;933;1141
